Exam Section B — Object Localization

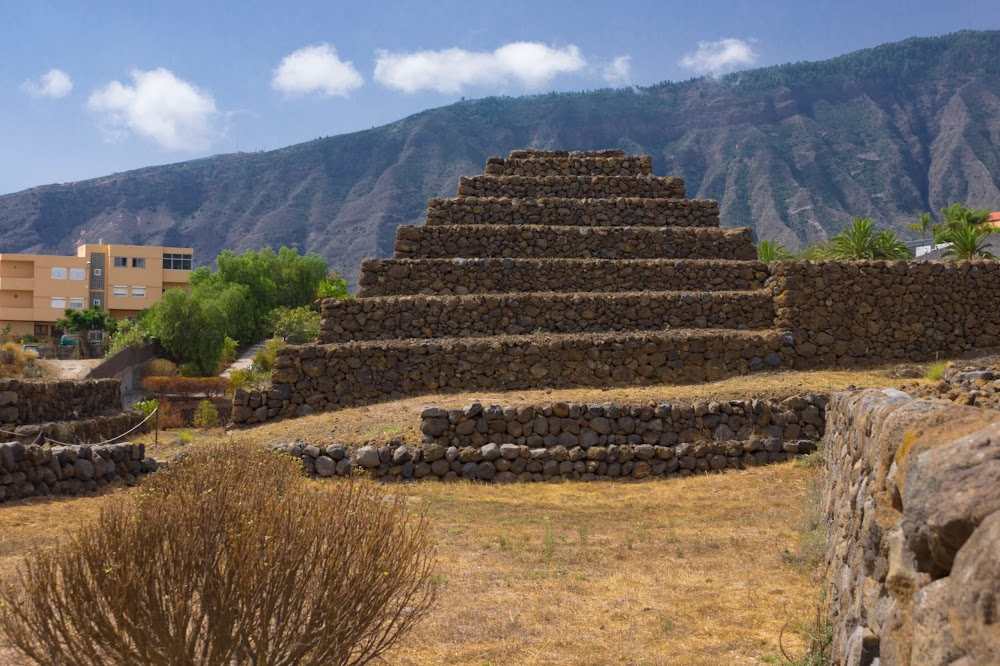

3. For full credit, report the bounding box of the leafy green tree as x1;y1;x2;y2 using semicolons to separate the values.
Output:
150;289;226;377
269;307;321;344
275;247;328;308
755;239;792;264
316;272;351;300
56;308;113;357
828;217;910;260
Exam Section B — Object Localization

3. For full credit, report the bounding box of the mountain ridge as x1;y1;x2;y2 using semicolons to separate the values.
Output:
2;30;999;287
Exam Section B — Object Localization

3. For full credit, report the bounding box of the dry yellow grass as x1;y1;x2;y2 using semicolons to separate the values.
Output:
0;462;821;666
241;366;930;449
387;461;821;665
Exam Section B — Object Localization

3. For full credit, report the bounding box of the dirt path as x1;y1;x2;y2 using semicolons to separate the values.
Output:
40;358;103;380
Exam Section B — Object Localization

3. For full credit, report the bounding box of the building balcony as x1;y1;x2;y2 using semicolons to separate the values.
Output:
0;277;35;291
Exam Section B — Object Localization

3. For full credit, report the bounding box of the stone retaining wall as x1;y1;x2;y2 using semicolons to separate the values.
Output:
357;259;770;297
231;329;792;424
1;411;148;446
425;197;719;228
485;151;653;177
0;378;123;425
0;441;157;503
269;395;822;483
773;260;1000;366
393;225;755;260
456;175;685;199
420;395;826;449
823;389;1000;665
318;290;774;343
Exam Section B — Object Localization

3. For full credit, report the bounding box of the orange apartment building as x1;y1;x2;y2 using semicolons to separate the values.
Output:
0;242;193;339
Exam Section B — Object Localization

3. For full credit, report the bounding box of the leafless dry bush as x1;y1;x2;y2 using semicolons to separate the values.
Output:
0;440;436;665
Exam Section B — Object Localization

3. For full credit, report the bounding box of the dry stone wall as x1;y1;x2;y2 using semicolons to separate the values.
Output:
232;149;781;425
426;197;719;228
357;258;770;297
457;175;685;199
319;290;774;343
1;441;155;502
393;225;755;260
824;388;1000;665
0;378;123;425
773;260;1000;366
485;150;653;176
269;395;822;483
231;329;792;423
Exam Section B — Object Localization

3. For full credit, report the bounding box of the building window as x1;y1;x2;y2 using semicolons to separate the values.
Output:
51;267;67;279
92;299;102;310
132;257;146;269
114;256;127;267
163;253;193;270
93;268;102;276
34;324;49;337
51;297;66;309
69;298;84;310
113;285;127;297
132;286;145;298
69;268;86;280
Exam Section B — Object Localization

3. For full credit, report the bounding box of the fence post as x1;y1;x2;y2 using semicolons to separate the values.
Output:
155;407;159;446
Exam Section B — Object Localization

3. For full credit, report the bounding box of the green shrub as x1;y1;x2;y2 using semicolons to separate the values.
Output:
132;398;158;419
220;336;239;366
251;338;285;373
228;368;270;393
192;400;220;428
925;361;949;381
178;361;203;377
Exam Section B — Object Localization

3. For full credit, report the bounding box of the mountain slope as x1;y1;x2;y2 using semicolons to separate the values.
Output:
2;30;1000;286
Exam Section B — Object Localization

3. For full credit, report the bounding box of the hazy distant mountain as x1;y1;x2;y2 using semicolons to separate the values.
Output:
1;30;999;287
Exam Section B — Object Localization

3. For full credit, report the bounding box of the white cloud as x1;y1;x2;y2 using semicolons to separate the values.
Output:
21;69;73;98
87;68;220;151
272;43;364;97
374;42;586;94
602;55;631;85
679;38;759;76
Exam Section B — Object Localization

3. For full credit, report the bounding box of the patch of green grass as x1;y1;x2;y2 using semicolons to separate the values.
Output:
925;361;949;381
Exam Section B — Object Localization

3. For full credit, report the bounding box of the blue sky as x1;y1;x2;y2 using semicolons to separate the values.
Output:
2;0;998;195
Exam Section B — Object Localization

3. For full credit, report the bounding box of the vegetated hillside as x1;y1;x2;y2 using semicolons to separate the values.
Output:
1;30;999;287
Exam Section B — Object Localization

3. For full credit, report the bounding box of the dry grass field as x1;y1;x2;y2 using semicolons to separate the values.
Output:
1;363;940;665
0;461;822;666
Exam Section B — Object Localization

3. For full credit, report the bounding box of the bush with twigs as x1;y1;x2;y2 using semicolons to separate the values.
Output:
0;441;436;665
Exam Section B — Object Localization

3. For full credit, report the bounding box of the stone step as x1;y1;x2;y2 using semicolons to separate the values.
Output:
319;290;775;343
426;196;719;228
457;175;685;199
485;151;652;177
357;258;770;297
392;225;755;261
255;328;793;416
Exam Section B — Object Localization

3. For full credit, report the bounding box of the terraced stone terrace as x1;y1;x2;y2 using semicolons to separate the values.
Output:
233;149;790;424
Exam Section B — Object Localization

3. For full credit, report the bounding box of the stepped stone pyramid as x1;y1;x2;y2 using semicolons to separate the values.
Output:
233;150;793;423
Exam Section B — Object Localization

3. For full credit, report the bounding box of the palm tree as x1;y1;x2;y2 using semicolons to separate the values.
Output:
907;212;932;238
940;222;996;260
828;217;911;260
755;239;792;264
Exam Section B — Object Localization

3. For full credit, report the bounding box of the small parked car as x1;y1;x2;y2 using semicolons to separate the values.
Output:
59;334;81;347
20;344;40;354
